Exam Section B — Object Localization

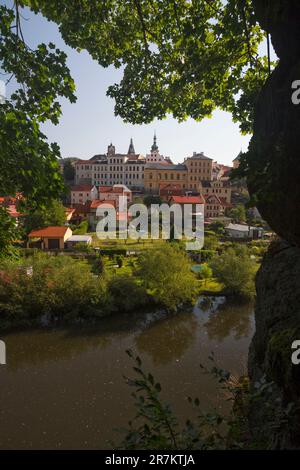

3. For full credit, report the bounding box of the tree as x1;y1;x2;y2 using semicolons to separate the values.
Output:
227;204;247;223
197;263;213;283
63;159;75;181
0;3;76;254
23;200;66;234
143;195;162;207
209;220;225;235
210;245;257;299
138;245;198;311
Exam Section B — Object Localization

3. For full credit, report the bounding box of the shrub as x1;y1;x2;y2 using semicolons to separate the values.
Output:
107;275;149;312
72;220;89;235
138;245;198;311
0;254;108;327
210;245;258;299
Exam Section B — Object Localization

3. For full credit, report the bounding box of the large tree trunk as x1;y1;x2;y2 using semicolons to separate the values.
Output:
247;0;300;448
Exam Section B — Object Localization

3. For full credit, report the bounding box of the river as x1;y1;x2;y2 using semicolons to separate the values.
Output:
0;297;255;449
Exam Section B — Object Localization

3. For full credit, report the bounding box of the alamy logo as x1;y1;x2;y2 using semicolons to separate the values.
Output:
0;340;6;365
0;80;6;104
95;194;204;250
291;80;300;105
291;340;300;365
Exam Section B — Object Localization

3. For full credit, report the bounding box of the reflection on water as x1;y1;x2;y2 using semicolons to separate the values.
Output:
0;297;255;449
202;298;254;341
135;312;198;365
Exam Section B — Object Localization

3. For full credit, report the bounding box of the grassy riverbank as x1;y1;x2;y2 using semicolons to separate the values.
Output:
0;245;199;330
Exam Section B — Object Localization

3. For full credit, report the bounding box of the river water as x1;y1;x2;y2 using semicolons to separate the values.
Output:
0;297;255;449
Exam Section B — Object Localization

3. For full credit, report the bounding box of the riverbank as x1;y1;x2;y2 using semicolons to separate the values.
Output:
0;246;200;331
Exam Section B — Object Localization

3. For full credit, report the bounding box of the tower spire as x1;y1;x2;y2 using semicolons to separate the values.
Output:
128;137;135;155
151;132;158;152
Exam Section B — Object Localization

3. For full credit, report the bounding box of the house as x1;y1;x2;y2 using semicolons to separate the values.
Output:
98;184;132;209
28;226;72;250
66;235;92;249
88;199;116;231
204;194;232;219
201;179;232;204
169;195;205;209
70;185;98;205
225;223;264;240
159;183;185;201
64;207;75;221
169;195;205;228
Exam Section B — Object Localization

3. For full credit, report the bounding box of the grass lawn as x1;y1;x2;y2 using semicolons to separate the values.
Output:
104;255;137;276
88;233;169;251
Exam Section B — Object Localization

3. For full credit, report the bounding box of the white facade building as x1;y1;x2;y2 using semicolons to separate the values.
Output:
70;185;98;205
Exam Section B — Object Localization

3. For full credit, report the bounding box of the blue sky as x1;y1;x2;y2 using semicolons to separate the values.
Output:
2;1;274;165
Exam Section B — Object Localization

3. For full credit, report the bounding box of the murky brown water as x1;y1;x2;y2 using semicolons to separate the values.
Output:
0;297;255;449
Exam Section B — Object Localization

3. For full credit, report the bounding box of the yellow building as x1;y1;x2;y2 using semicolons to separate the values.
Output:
200;179;232;204
184;152;213;190
28;226;72;250
144;163;188;194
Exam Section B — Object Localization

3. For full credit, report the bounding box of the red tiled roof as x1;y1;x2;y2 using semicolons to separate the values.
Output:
99;186;129;194
90;199;116;209
29;226;70;238
71;203;91;215
74;160;92;165
170;195;205;204
71;185;94;192
205;194;232;207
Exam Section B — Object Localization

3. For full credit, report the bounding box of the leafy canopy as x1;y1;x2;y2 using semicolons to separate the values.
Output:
0;1;270;253
20;0;268;134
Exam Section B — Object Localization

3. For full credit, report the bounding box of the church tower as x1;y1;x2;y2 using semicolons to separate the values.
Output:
127;137;135;155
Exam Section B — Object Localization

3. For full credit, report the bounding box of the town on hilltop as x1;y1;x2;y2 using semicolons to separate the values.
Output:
0;134;266;251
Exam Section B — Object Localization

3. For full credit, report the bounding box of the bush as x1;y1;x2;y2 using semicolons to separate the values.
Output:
107;275;149;312
138;245;198;311
72;220;89;235
196;263;213;280
0;254;108;327
210;245;258;299
199;249;216;262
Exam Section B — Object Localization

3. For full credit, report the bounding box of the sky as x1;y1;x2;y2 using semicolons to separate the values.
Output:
2;1;274;166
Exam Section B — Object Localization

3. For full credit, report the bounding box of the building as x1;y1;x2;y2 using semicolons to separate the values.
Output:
169;195;205;210
74;160;94;184
98;184;132;208
184;152;213;190
200;180;232;204
146;134;173;164
225;223;264;240
75;140;146;189
70;185;98;205
144;163;188;193
204;194;231;219
233;151;242;169
66;235;92;249
28;226;72;250
88;199;116;231
159;183;185;201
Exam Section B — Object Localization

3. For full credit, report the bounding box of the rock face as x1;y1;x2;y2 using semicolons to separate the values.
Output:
248;241;300;448
245;2;300;448
246;1;300;246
